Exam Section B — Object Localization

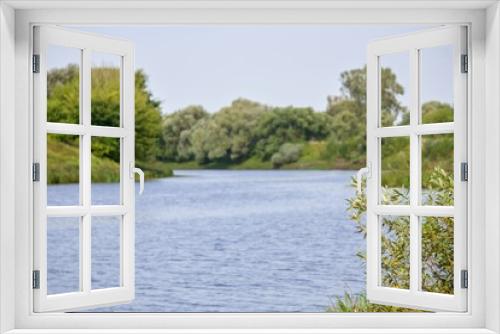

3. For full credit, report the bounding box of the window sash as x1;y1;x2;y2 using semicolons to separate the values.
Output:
32;25;136;312
366;26;468;312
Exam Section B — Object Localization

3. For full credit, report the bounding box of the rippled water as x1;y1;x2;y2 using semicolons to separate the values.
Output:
47;170;365;312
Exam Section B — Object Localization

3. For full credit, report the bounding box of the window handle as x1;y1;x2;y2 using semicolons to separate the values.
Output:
356;162;371;195
130;162;144;195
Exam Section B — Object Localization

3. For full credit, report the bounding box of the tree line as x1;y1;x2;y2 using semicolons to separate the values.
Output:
47;64;453;184
159;66;409;169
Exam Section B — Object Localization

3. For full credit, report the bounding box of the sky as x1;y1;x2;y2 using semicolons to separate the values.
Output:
50;25;453;114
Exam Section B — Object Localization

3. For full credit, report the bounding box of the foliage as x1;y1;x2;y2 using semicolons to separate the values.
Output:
158;65;453;177
159;102;341;168
47;136;119;184
330;167;454;312
47;64;80;124
421;101;453;124
253;106;331;160
327;292;416;313
380;137;411;188
160;102;334;167
271;143;303;168
187;99;268;163
47;65;171;183
47;63;453;184
160;105;209;161
379;67;409;127
134;69;164;163
325;66;408;168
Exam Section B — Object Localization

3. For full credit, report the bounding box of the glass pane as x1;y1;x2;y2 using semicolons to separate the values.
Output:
47;134;80;206
47;45;81;124
91;216;121;289
420;45;454;124
379;52;410;127
380;215;410;289
421;216;454;294
47;217;80;294
421;134;454;206
91;137;121;205
91;52;121;127
380;137;410;205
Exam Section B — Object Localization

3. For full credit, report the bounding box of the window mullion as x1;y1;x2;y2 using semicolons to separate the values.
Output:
409;47;421;293
81;48;92;293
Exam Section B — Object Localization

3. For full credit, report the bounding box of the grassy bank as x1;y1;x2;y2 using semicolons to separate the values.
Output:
162;141;363;171
48;138;350;185
48;137;173;184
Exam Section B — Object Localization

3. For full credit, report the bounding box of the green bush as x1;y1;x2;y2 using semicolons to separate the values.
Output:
271;143;303;168
46;65;172;183
327;292;416;313
329;167;454;312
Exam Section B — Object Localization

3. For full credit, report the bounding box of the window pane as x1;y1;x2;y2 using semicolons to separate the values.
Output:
420;45;454;124
380;137;410;205
380;215;410;290
379;52;410;127
421;216;454;294
47;134;80;206
91;52;121;127
47;45;81;124
421;134;454;206
47;217;80;294
91;137;121;205
91;216;121;289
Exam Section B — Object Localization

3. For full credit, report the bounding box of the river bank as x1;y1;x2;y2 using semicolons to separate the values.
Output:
49;138;363;184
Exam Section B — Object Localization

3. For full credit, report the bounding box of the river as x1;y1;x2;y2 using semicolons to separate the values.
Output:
47;170;365;312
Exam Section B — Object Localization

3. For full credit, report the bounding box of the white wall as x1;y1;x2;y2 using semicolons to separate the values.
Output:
0;2;16;333
485;2;500;332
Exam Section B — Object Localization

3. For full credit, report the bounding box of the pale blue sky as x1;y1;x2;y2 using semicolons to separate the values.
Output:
53;25;453;114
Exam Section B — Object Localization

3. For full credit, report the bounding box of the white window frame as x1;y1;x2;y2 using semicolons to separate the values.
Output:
365;26;468;312
0;1;499;333
32;25;136;312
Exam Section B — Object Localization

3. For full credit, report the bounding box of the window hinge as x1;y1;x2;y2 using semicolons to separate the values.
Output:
32;270;40;289
32;163;40;182
461;54;468;73
32;54;40;73
461;269;468;289
461;162;468;182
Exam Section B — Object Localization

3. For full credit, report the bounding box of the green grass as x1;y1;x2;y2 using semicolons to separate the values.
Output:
161;156;273;170
47;137;173;184
160;141;363;171
45;136;430;183
48;137;121;184
287;141;362;170
327;292;421;313
136;160;173;179
47;137;83;184
285;141;334;170
233;156;273;169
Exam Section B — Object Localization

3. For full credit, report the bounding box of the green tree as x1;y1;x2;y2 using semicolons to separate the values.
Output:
254;106;331;160
325;66;408;167
161;105;209;161
421;101;454;124
47;64;80;131
134;69;163;163
189;99;268;163
46;65;170;182
271;143;303;168
47;66;163;164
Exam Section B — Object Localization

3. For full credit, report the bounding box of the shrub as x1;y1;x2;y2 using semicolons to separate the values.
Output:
271;143;303;168
329;167;453;312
